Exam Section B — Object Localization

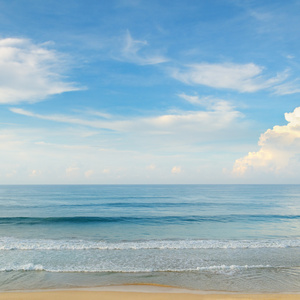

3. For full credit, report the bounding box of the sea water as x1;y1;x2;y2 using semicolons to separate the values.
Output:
0;184;300;292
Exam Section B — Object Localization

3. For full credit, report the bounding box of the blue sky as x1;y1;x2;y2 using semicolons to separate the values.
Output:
0;0;300;184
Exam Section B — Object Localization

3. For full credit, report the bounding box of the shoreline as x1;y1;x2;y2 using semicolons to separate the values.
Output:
1;284;300;299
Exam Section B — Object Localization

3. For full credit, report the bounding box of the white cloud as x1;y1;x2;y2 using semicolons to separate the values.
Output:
172;62;288;93
171;166;181;174
286;55;295;59
232;106;300;176
117;30;168;65
146;164;156;170
0;125;245;184
272;79;300;95
11;98;242;137
143;110;236;132
10;107;118;129
5;95;246;184
0;38;81;104
66;166;80;177
85;110;113;119
178;93;235;111
178;93;205;106
30;170;41;177
84;169;94;178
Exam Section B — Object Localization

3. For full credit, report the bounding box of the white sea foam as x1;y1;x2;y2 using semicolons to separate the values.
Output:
1;237;300;251
0;263;272;273
1;263;45;272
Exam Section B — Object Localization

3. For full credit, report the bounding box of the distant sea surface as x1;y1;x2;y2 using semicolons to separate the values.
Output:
0;185;300;292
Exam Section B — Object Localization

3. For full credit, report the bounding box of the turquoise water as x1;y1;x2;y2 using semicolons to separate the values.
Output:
0;185;300;292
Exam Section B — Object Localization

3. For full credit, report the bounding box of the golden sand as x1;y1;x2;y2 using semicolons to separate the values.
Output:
1;285;299;300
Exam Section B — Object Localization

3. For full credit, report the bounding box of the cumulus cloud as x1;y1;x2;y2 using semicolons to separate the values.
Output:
171;166;181;174
232;107;300;176
0;38;80;104
84;169;94;178
117;30;168;65
30;170;41;177
172;62;288;93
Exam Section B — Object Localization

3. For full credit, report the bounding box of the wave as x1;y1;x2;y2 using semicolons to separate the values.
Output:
1;237;300;251
0;201;266;209
0;214;299;225
0;263;273;273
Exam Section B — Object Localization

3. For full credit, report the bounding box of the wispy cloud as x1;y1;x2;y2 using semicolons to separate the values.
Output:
0;38;82;104
178;93;235;111
10;99;242;137
115;30;168;65
9;108;123;130
172;62;288;93
178;93;208;106
272;79;300;95
232;106;300;176
0;115;247;184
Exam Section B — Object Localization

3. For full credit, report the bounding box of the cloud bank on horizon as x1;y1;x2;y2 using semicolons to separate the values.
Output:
0;0;300;183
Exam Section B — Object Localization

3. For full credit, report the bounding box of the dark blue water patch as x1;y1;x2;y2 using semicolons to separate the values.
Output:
1;214;299;226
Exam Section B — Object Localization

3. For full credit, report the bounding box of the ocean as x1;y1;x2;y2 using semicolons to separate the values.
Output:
0;184;300;292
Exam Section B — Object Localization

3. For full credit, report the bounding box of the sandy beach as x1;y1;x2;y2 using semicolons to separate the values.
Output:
1;286;300;300
1;291;300;300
